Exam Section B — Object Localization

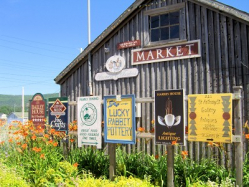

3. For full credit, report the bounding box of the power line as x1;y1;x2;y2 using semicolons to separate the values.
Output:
0;38;77;55
0;44;72;60
1;35;78;50
0;79;56;89
0;72;55;78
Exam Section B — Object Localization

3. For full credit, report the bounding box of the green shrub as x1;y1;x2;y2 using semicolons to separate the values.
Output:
0;163;29;187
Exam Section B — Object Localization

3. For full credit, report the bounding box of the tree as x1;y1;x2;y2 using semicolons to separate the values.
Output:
0;106;12;115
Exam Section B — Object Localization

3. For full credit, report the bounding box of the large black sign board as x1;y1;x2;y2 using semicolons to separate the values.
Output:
155;89;185;145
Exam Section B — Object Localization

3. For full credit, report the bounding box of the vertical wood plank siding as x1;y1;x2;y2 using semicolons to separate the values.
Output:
60;0;249;163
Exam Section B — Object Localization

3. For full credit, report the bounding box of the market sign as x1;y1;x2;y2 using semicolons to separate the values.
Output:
29;93;46;129
104;94;136;144
155;89;185;145
131;40;201;65
48;97;68;133
188;93;232;143
95;55;139;81
117;40;141;50
77;96;102;149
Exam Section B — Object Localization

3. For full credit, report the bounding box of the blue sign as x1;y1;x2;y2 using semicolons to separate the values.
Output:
48;97;68;134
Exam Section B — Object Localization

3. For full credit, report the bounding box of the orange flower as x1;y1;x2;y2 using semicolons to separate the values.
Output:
73;163;79;167
182;151;188;156
44;134;49;139
31;135;37;140
21;143;27;149
32;147;42;152
155;155;159;159
0;141;5;145
40;154;45;159
172;141;177;145
29;126;34;131
15;136;20;141
53;142;58;147
165;151;167;155
182;151;188;159
138;127;145;132
72;125;77;131
50;129;56;134
70;139;75;143
54;131;60;136
208;142;213;146
16;142;21;145
8;138;13;143
245;134;249;139
8;124;13;130
69;124;73;131
48;139;53;144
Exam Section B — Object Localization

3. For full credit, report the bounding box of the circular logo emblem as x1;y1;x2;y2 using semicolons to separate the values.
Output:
80;103;97;126
106;55;125;73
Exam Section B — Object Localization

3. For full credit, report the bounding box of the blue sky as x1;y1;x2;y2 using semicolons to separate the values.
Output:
0;0;248;96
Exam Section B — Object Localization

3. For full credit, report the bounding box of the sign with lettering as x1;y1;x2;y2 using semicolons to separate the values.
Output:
95;55;139;81
48;97;68;133
155;90;185;145
117;40;141;50
131;40;201;65
188;93;232;143
104;94;136;144
77;96;102;149
29;93;46;129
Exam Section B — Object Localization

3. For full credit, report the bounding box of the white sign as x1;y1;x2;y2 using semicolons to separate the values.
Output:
95;68;139;81
106;55;125;73
77;96;102;149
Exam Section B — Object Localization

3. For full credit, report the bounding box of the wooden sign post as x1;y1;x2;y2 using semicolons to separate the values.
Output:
233;86;243;187
104;94;136;180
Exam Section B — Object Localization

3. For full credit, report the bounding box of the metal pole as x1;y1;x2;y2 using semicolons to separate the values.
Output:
87;0;91;44
233;86;243;187
87;0;93;96
22;87;24;121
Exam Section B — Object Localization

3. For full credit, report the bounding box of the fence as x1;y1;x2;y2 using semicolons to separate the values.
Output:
66;86;244;186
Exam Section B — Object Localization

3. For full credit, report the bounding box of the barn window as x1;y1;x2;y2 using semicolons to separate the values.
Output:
144;3;185;46
150;11;179;42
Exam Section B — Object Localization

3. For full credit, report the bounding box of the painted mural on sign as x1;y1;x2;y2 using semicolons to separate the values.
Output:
155;90;185;145
104;94;136;144
188;93;232;143
48;97;68;134
29;93;46;129
77;96;102;149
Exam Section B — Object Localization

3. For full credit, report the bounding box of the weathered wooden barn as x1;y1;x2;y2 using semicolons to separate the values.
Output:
54;0;249;162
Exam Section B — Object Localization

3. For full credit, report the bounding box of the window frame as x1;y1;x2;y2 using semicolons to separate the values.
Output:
144;2;186;47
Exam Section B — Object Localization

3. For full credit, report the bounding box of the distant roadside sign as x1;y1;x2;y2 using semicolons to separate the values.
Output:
188;93;232;143
48;97;68;133
29;93;46;129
